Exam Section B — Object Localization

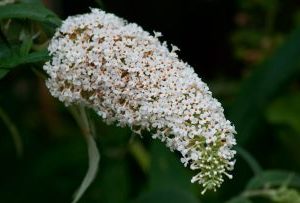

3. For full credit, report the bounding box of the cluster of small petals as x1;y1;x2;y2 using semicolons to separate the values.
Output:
43;9;237;193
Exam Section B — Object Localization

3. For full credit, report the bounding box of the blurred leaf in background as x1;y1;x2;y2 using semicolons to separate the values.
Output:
267;94;300;134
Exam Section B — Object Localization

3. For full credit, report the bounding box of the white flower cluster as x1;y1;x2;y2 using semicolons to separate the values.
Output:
43;9;236;193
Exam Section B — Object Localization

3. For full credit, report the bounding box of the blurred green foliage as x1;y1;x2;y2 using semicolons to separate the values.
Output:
1;0;300;203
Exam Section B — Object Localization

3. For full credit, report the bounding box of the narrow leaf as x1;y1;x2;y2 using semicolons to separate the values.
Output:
19;49;50;65
246;170;300;190
0;49;49;68
0;3;61;27
229;26;300;145
72;134;100;203
19;38;33;57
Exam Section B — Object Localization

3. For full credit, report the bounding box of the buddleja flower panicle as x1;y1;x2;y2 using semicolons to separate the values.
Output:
43;8;237;193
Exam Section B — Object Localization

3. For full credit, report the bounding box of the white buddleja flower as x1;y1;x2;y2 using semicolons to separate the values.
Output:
43;8;237;193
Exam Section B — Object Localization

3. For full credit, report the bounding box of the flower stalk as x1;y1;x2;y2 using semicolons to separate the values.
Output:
69;105;100;203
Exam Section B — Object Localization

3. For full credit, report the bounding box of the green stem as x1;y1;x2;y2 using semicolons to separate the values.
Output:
69;105;100;203
0;106;23;157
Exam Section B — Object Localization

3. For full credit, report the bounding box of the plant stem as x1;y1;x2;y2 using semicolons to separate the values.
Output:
0;106;23;158
69;105;100;203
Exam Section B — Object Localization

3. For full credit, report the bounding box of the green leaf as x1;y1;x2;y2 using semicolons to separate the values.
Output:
133;188;199;203
0;3;61;27
0;44;14;79
0;48;49;68
229;26;300;145
72;133;100;203
271;187;300;203
226;196;252;203
69;106;100;203
266;94;300;133
0;49;49;79
21;50;49;63
19;38;33;57
246;170;300;190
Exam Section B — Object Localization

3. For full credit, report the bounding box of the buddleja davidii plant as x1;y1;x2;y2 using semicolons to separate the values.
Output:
45;7;237;198
0;2;237;203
